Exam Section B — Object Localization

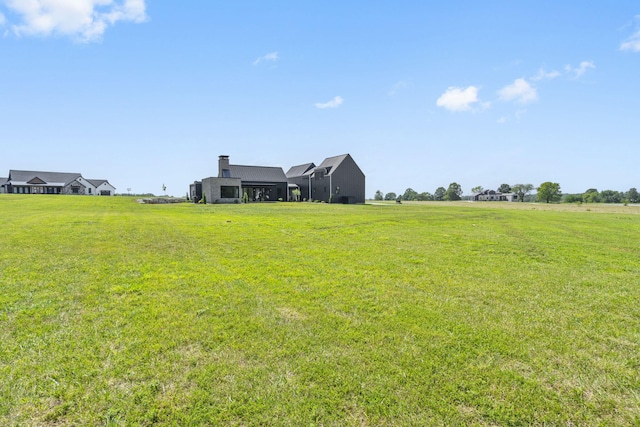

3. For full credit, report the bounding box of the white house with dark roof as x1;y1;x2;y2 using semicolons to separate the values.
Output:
2;170;115;195
472;189;518;202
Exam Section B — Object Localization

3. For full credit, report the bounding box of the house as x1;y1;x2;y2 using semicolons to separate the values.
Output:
301;154;365;204
189;181;202;203
194;153;365;204
2;170;115;195
472;189;518;202
285;162;315;201
0;177;7;194
86;179;117;196
201;155;288;203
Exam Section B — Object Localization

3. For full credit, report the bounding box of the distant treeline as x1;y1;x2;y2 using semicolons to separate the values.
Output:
373;184;639;204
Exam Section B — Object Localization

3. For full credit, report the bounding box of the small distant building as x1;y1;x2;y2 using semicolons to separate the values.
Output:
2;170;115;195
472;189;518;202
0;177;7;194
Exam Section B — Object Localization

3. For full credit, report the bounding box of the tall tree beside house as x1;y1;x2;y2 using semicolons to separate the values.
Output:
512;184;534;202
498;183;512;193
374;190;383;200
434;187;446;201
444;182;463;201
537;182;562;203
471;186;483;194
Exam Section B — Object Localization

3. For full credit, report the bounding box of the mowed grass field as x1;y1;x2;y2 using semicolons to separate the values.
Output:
1;196;639;426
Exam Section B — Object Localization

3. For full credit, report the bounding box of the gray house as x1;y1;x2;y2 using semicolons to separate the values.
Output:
303;154;365;204
201;155;288;203
189;181;202;203
285;163;315;201
2;170;115;195
0;177;7;194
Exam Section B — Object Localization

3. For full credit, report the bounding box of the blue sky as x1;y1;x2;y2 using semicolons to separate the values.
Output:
1;1;639;197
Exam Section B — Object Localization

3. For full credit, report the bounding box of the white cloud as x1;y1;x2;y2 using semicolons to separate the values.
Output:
388;80;408;96
0;11;6;26
253;51;279;65
436;86;480;112
621;17;640;52
2;0;146;42
531;68;561;81
498;78;537;104
315;96;343;109
565;61;595;78
621;32;640;52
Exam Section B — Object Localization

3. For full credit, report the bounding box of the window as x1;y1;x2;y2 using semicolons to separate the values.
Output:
222;169;231;178
88;188;92;194
220;186;239;198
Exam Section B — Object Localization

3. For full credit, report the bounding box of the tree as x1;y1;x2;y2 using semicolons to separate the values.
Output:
384;192;397;201
627;188;639;203
498;183;511;193
417;192;433;201
444;182;463;201
563;194;582;203
471;186;483;194
374;190;384;201
582;188;600;203
512;184;534;202
600;190;623;204
537;182;561;203
403;188;419;201
434;187;446;201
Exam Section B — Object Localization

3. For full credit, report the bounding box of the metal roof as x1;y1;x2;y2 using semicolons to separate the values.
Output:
285;163;315;178
228;165;287;183
86;179;111;187
315;154;350;175
8;170;82;186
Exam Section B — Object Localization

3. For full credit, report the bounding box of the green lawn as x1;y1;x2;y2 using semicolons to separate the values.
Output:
1;195;639;426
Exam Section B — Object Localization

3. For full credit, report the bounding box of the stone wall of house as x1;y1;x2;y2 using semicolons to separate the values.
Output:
202;177;242;203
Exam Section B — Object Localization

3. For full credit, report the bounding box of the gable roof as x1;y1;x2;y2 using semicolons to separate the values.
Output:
315;154;355;175
285;163;315;178
7;170;82;186
228;164;287;183
86;179;112;188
